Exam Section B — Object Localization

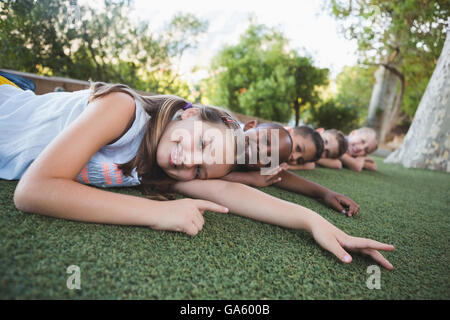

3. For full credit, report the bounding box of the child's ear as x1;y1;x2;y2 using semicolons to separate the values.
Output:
316;128;325;134
243;120;258;131
180;107;200;120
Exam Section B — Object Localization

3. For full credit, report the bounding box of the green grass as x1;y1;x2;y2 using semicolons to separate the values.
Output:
1;157;449;299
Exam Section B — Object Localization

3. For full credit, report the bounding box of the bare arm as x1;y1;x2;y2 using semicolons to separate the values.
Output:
223;168;359;216
13;92;226;234
222;165;285;187
175;178;314;230
173;179;394;269
275;170;329;199
287;162;316;171
221;171;277;186
13;92;151;224
340;153;365;172
273;170;360;216
363;157;378;171
316;158;343;169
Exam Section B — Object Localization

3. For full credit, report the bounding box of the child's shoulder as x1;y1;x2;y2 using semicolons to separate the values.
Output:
92;91;135;106
89;91;136;119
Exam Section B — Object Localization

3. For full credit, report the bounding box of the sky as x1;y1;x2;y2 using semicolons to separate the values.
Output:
126;0;359;83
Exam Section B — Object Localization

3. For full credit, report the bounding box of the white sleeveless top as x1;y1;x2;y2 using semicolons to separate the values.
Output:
0;84;149;187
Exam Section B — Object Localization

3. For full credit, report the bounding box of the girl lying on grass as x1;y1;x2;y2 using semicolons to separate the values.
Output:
0;81;394;270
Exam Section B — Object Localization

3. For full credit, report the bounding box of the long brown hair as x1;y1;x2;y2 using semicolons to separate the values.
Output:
88;82;241;200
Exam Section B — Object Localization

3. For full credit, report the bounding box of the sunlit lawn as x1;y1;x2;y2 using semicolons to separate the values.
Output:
0;157;449;299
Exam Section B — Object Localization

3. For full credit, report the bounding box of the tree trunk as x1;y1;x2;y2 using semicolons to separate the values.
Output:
384;29;450;172
378;63;405;143
366;61;399;142
294;100;300;126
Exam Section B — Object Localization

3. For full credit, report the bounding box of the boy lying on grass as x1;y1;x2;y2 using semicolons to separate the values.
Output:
302;128;348;170
222;121;360;217
284;125;324;171
286;127;378;172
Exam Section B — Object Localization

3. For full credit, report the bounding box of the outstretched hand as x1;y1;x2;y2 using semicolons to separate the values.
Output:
323;192;360;217
363;157;378;171
310;217;395;270
151;198;229;236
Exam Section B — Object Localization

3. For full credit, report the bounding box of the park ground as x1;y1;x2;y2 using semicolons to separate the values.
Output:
0;157;449;299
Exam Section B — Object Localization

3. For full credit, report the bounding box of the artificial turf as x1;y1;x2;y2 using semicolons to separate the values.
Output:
0;157;449;299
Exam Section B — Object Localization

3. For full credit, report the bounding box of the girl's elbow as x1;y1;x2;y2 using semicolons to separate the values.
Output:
13;178;41;212
13;182;32;212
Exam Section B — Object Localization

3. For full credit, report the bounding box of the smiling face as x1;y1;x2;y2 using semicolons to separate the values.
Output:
320;131;339;159
243;122;292;169
156;108;235;181
287;130;317;165
348;128;378;157
289;135;316;164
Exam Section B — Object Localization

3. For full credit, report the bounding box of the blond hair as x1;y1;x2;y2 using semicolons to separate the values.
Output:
355;127;378;153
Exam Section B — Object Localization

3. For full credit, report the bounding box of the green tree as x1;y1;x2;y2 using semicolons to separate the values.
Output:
308;99;361;133
326;0;449;118
307;64;376;133
286;55;329;126
0;0;207;97
207;23;328;124
334;64;377;121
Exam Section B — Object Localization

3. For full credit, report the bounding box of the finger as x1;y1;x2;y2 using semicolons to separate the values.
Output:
323;238;353;264
262;165;279;174
198;211;205;226
184;222;200;236
272;164;287;173
267;175;282;185
346;237;395;251
194;200;229;214
329;198;346;215
361;249;394;270
192;214;204;233
192;210;204;228
279;162;289;170
275;167;284;174
338;198;357;217
343;200;357;216
265;166;282;176
265;171;281;180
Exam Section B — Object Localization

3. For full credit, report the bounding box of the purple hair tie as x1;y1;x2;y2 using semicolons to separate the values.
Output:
183;102;192;110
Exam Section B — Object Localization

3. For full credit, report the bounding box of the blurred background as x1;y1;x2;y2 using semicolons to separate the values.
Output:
0;0;448;147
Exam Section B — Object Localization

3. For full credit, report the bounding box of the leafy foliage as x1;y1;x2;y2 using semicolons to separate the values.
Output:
308;99;362;133
206;23;328;124
0;0;207;98
326;0;449;117
286;55;329;125
304;64;375;132
334;64;376;120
